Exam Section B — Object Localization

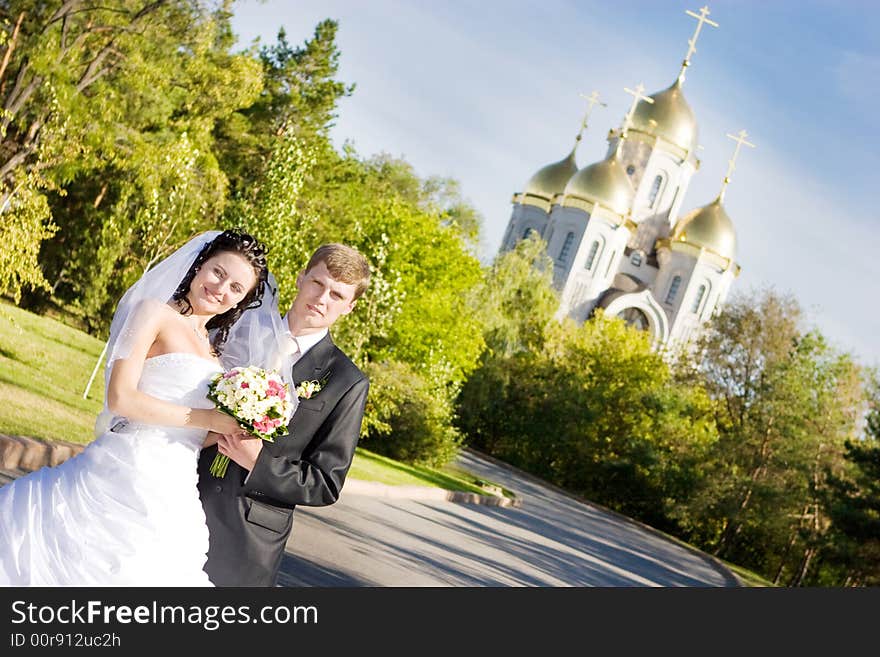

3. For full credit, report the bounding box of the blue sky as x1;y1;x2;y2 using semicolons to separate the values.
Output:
232;0;880;367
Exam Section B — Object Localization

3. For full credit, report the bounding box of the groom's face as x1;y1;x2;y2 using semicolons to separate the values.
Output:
291;261;358;332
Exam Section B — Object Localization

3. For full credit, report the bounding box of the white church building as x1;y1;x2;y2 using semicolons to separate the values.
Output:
499;6;752;351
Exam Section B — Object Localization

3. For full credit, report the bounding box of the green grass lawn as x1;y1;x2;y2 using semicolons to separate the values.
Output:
723;561;778;587
0;300;499;496
349;446;513;496
0;301;106;444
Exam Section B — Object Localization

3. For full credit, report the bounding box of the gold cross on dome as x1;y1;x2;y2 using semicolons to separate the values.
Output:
575;90;607;142
679;5;719;82
720;129;756;200
621;83;654;137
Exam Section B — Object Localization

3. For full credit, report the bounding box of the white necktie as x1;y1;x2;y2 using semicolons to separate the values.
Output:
288;336;302;365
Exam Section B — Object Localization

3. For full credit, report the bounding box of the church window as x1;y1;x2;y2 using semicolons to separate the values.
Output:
604;250;617;276
691;284;706;313
522;226;536;240
665;276;682;304
648;174;664;206
630;251;643;267
558;232;575;266
584;241;600;271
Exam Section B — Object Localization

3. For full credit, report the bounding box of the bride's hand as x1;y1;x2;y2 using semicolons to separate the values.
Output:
210;410;249;437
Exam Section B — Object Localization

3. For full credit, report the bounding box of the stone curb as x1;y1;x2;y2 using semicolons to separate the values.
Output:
342;478;522;508
0;434;85;472
0;433;520;508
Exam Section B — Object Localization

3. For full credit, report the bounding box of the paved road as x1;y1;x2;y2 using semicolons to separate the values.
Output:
278;449;739;587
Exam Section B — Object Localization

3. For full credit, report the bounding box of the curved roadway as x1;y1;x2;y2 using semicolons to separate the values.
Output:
278;449;739;587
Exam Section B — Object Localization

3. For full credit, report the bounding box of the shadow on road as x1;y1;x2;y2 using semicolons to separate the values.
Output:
277;553;373;587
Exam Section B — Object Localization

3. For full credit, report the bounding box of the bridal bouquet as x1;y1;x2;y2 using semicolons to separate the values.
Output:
207;365;296;478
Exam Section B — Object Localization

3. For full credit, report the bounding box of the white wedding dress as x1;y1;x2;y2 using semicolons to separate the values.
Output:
0;352;221;587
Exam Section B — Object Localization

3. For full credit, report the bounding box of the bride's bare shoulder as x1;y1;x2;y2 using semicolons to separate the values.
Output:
131;298;178;318
131;297;171;312
126;299;181;335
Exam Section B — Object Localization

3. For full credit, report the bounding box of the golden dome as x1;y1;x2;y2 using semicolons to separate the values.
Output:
563;154;634;216
522;149;578;201
672;196;736;260
631;79;698;153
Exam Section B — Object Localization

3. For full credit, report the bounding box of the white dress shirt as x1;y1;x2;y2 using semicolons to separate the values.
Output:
282;312;328;364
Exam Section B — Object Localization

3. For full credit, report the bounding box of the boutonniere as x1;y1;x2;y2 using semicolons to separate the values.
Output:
295;371;330;400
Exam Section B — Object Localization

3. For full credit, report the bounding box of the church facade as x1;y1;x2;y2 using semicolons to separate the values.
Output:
499;7;748;352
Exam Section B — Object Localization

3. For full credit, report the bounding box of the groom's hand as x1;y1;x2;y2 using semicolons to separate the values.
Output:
216;432;263;472
202;430;221;448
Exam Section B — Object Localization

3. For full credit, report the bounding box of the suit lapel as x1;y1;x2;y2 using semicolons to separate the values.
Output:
291;333;335;385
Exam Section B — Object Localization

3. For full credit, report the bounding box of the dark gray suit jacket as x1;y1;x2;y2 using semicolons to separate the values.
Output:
197;332;369;586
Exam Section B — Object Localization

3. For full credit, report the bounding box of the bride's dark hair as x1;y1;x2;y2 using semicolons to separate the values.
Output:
171;228;269;355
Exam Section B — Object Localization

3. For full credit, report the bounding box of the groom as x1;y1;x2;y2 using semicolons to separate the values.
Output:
197;243;371;586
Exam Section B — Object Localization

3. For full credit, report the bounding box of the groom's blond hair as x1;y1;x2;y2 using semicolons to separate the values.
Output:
304;243;371;300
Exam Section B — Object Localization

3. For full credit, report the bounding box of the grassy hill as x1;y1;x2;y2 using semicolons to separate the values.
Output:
0;301;106;444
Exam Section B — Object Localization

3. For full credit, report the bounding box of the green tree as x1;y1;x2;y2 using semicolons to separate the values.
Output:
295;148;486;382
459;291;718;529
455;234;559;456
230;127;321;306
679;288;863;584
237;133;484;465
823;371;880;586
0;2;183;301
0;156;57;301
362;359;462;466
543;313;717;527
472;233;558;357
306;150;484;465
214;19;353;202
676;288;803;555
5;1;264;328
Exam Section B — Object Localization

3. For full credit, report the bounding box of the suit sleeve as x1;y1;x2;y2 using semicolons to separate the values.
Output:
241;376;369;507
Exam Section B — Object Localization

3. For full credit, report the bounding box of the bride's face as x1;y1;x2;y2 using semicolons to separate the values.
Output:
188;251;258;315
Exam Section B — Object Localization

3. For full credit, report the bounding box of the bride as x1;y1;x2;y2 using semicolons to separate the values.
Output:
0;228;286;586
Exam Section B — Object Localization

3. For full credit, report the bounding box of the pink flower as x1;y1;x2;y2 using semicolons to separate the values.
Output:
252;415;283;435
240;382;249;389
268;379;289;400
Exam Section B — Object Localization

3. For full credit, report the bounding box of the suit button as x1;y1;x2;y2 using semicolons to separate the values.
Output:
215;485;222;493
